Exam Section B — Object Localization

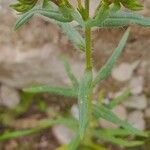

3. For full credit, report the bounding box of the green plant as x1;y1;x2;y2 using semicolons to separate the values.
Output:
3;0;150;149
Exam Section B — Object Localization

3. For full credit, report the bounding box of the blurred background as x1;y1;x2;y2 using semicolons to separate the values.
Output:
0;0;150;149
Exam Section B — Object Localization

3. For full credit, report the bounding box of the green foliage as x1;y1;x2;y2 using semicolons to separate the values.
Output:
60;56;79;87
10;0;38;13
93;28;130;87
78;70;92;139
107;89;131;109
23;86;77;98
67;134;81;150
93;104;147;137
98;11;150;28
93;130;144;147
57;22;85;51
9;0;150;149
0;117;78;141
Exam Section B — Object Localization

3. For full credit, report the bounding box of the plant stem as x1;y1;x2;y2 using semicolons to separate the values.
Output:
85;28;92;70
84;0;93;144
85;0;92;71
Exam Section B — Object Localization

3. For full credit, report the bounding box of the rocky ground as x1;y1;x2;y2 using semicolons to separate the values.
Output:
0;0;150;150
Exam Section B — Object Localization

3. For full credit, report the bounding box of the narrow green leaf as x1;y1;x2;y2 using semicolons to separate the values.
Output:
14;7;72;30
93;28;130;87
78;70;92;138
38;117;78;130
57;22;85;51
93;130;144;147
98;11;150;28
23;86;77;98
60;56;79;87
34;8;72;22
0;128;42;141
0;117;78;141
107;89;131;109
14;11;34;30
99;128;142;137
93;104;147;137
67;133;81;150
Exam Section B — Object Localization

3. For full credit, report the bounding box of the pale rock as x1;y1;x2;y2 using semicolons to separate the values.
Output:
127;110;145;131
123;95;147;110
100;105;127;128
0;85;20;108
0;44;84;89
52;125;75;144
145;107;150;118
129;76;144;95
71;104;79;120
111;63;134;82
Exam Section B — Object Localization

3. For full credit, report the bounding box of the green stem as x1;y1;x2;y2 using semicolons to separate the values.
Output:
84;0;92;70
85;27;92;70
84;0;93;144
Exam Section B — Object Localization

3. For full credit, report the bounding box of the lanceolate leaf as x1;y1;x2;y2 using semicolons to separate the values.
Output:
0;117;78;141
0;128;42;141
14;7;72;30
98;128;142;137
60;56;79;87
14;6;85;51
107;89;130;109
14;10;34;30
67;134;81;150
93;130;144;147
93;28;130;87
98;11;150;28
93;104;147;137
23;86;77;98
78;70;92;138
57;22;85;51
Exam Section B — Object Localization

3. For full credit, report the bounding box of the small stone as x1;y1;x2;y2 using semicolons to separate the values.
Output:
123;95;147;110
0;85;20;108
127;111;145;131
145;107;150;118
129;76;144;95
111;63;133;82
52;125;75;145
100;105;127;128
71;104;79;120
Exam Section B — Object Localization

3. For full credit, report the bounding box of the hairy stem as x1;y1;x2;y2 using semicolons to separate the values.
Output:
84;0;93;144
85;0;92;70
